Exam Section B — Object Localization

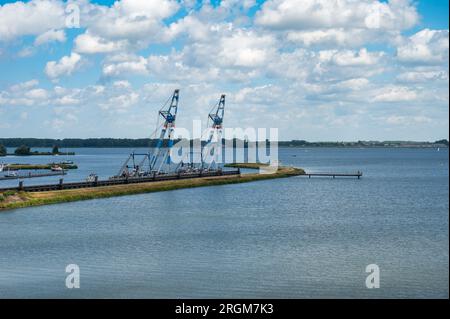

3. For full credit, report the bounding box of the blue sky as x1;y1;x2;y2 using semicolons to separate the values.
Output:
0;0;448;141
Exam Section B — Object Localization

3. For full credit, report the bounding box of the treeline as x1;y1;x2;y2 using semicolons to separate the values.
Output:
0;138;153;148
0;138;243;148
279;139;449;147
0;145;75;156
0;138;448;149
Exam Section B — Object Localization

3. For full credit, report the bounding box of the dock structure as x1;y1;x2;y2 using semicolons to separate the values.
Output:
0;169;240;193
302;171;363;179
0;170;66;181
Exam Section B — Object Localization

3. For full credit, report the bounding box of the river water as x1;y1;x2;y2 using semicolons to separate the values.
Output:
0;147;448;298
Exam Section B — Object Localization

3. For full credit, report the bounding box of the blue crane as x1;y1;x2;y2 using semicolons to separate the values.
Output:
208;94;225;136
149;89;180;174
202;94;225;170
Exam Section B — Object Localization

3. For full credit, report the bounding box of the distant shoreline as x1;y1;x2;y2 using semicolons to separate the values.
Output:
0;138;448;149
3;152;75;156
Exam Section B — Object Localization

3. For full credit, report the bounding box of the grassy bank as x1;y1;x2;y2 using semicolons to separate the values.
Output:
0;165;304;211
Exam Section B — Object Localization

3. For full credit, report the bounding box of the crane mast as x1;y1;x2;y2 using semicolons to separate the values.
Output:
202;94;225;170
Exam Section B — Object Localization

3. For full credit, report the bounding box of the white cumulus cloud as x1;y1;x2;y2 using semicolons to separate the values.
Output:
255;0;418;31
45;52;83;79
34;29;66;46
0;0;65;41
397;29;449;64
373;86;417;102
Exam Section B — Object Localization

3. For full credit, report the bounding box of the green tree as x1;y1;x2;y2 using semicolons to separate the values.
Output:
14;145;31;156
0;144;6;156
434;139;449;146
52;145;59;154
0;144;7;156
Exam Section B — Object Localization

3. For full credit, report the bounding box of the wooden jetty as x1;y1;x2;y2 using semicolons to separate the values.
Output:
302;171;363;179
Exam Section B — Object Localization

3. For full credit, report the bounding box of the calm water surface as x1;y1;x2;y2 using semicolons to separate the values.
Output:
0;147;448;298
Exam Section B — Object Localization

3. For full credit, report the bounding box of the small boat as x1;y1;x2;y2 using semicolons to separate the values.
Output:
61;148;73;164
4;171;17;178
51;165;64;172
0;163;5;172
